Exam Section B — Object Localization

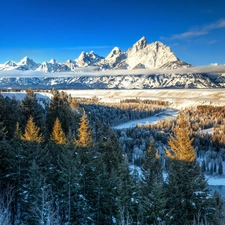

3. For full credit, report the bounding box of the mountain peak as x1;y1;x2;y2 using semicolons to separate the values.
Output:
134;36;147;49
17;56;39;70
49;58;57;64
4;60;17;67
75;51;103;67
127;37;148;57
105;47;122;60
19;56;31;64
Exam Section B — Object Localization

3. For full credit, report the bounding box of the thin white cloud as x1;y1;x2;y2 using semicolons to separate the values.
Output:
166;19;225;40
205;19;225;30
0;65;225;78
171;31;207;40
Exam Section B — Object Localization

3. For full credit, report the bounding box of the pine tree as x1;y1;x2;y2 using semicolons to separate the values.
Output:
211;191;225;225
20;91;45;132
21;116;44;143
50;117;66;144
76;112;93;148
46;90;79;136
165;117;211;225
165;118;196;162
138;141;166;225
58;146;92;224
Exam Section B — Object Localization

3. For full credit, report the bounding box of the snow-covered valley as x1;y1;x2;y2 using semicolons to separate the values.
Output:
2;89;225;195
62;88;225;109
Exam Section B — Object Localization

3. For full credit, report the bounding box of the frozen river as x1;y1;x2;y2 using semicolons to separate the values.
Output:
113;109;178;129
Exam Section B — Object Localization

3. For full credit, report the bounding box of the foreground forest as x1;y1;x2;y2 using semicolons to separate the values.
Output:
0;89;225;225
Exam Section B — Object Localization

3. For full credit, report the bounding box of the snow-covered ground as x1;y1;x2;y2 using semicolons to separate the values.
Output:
1;92;52;108
62;89;225;109
1;91;52;101
114;109;178;129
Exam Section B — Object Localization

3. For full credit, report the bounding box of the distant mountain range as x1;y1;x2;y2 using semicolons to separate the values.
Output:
0;37;191;73
0;37;225;89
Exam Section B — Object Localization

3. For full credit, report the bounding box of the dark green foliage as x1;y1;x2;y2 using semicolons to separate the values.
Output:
20;92;45;134
218;160;223;175
211;191;225;225
165;159;211;225
46;90;79;137
138;141;167;225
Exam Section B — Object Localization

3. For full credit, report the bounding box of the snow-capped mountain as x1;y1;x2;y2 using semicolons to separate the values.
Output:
75;51;104;67
17;56;39;70
0;37;190;73
65;60;77;71
0;37;224;89
125;37;190;69
4;60;17;67
0;61;17;71
99;47;127;70
36;59;70;73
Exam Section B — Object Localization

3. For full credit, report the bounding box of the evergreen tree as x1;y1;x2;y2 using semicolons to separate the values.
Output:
1;96;20;139
76;112;93;148
211;191;225;225
21;116;44;143
50;117;66;144
116;160;135;225
57;146;91;224
20;91;45;133
165;117;211;225
138;141;166;225
165;118;195;162
46;90;79;136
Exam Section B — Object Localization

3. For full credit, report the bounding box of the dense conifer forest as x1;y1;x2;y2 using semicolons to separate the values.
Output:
0;89;225;225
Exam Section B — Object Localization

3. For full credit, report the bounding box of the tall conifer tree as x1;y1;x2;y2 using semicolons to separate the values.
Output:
50;117;66;144
21;116;44;143
76;112;93;148
165;116;211;225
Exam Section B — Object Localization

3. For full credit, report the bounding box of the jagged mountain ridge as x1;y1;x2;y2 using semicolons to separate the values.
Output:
0;73;224;89
0;37;191;72
0;37;224;89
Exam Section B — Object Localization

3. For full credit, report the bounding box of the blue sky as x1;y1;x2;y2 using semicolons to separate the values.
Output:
0;0;225;66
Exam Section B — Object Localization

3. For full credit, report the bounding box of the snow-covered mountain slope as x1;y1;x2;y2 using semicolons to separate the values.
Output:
125;37;187;69
0;73;221;89
65;60;77;71
0;61;18;71
99;47;127;69
75;51;104;67
17;56;40;70
36;59;71;73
